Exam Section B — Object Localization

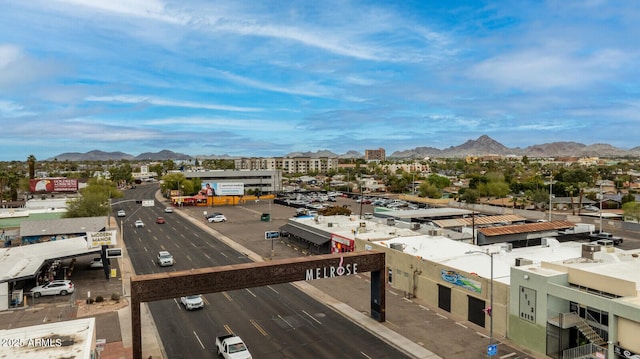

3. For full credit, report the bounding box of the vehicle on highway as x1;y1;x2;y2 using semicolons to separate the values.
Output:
157;251;174;266
134;219;145;228
207;214;227;223
30;280;75;298
164;207;174;213
216;334;251;359
156;216;166;224
117;210;126;217
180;295;204;310
89;257;104;269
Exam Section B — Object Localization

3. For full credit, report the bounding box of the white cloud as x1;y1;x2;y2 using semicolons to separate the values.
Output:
85;95;262;112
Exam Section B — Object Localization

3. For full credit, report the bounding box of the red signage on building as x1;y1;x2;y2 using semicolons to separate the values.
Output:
29;178;79;193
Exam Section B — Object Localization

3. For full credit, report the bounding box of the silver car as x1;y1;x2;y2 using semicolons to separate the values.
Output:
180;295;204;310
157;251;174;267
30;280;75;298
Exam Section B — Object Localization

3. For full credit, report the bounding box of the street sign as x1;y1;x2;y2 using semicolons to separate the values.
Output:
265;231;280;240
106;248;123;258
488;344;498;357
142;200;154;207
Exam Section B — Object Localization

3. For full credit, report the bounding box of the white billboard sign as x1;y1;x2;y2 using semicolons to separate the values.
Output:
142;200;154;207
203;182;245;196
87;230;117;248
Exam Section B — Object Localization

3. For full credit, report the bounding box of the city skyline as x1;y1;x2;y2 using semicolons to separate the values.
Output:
1;1;639;161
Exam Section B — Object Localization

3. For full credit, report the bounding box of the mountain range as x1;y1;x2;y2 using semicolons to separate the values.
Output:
47;135;640;161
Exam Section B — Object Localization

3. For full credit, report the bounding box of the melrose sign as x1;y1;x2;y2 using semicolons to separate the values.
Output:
305;256;358;280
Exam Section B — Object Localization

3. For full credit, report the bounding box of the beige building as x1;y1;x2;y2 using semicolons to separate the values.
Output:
234;157;339;174
365;148;386;162
283;214;640;359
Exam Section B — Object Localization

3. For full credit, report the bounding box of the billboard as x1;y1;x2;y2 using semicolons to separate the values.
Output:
30;178;78;193
201;182;244;196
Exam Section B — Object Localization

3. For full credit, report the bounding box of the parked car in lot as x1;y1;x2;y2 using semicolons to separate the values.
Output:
134;219;145;228
30;280;75;298
207;213;227;223
180;295;204;310
583;205;600;212
156;216;166;224
89;257;104;269
157;251;174;266
164;207;174;213
117;210;126;217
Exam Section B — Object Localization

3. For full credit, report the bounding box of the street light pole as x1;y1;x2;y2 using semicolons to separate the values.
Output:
466;249;495;353
548;174;553;222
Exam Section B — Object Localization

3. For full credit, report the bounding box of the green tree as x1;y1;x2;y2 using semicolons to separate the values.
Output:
65;178;122;218
459;188;479;204
110;164;133;185
427;173;451;189
27;155;36;179
622;201;640;223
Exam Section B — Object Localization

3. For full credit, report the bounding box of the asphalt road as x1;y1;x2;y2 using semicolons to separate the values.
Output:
120;184;408;359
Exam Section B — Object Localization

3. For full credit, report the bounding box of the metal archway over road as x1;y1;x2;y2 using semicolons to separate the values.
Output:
130;251;386;359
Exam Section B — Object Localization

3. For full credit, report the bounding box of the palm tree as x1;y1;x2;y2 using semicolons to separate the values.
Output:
27;155;36;179
566;185;576;215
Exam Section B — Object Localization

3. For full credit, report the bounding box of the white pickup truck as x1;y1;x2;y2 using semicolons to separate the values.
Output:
215;334;252;359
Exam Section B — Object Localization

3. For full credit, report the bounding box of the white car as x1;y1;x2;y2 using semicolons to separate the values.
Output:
117;210;126;217
207;214;227;223
583;205;599;212
89;257;104;269
164;207;174;213
180;295;204;310
134;219;145;228
157;251;174;266
30;280;75;298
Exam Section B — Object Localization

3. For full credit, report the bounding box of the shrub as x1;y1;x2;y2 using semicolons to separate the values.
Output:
95;295;104;303
86;298;94;304
111;293;121;301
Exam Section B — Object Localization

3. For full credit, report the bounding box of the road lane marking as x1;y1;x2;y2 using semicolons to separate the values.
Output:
278;314;295;330
360;352;373;358
204;253;211;260
500;353;517;358
222;292;232;301
250;319;268;336
456;322;468;329
173;298;181;310
302;310;322;325
223;324;234;335
267;286;278;294
245;288;256;297
193;331;205;349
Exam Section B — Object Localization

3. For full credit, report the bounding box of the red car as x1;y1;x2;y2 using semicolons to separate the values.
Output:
156;217;166;224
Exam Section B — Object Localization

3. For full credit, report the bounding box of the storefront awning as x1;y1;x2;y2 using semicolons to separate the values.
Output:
280;224;330;246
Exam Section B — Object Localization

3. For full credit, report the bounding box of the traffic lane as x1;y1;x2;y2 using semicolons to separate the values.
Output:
149;300;215;359
215;283;409;359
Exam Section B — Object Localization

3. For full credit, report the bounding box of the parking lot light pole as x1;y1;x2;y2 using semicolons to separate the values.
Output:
465;249;495;351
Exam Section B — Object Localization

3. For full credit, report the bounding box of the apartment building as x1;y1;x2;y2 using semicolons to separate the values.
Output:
234;157;339;174
365;148;386;162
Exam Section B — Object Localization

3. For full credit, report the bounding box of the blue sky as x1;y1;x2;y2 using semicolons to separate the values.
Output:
1;0;639;161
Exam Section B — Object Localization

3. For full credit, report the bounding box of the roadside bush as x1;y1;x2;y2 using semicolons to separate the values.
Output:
111;293;121;302
95;295;104;303
86;298;95;304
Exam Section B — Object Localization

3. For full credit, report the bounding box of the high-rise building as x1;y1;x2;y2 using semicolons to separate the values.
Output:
365;148;386;162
